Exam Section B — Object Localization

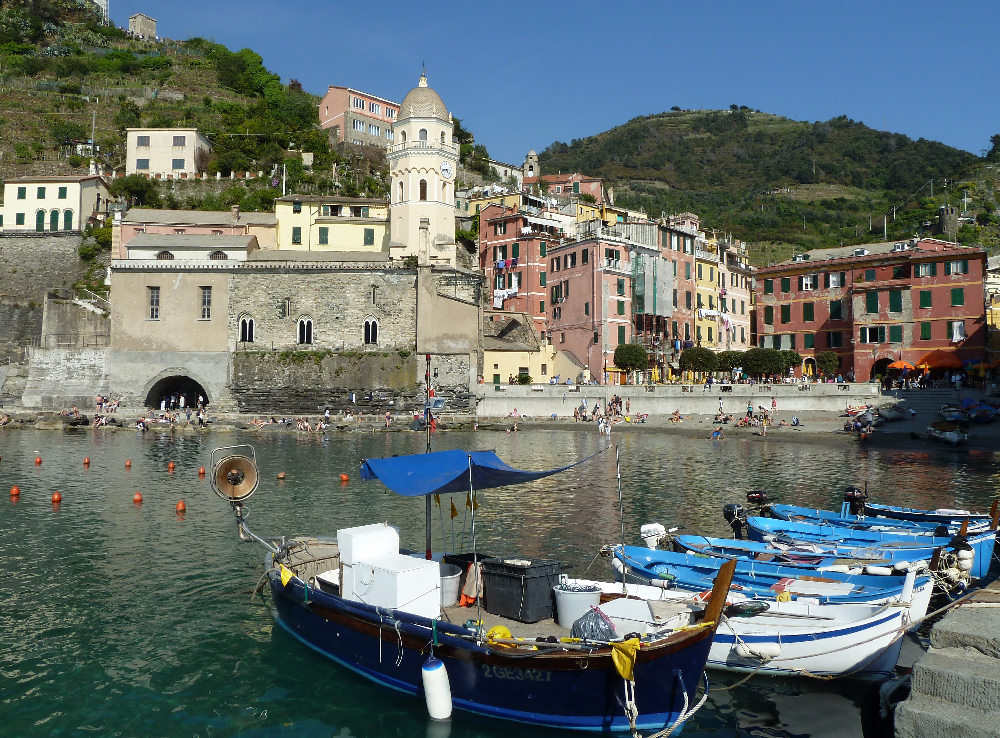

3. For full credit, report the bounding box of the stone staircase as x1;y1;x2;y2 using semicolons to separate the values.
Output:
881;388;978;420
895;580;1000;737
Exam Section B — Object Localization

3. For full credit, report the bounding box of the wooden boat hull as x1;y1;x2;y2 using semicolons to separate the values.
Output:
268;570;716;732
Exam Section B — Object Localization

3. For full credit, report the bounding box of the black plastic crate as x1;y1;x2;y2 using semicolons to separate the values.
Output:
481;558;562;623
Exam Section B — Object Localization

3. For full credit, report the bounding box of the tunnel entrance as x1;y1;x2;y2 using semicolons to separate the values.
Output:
145;375;209;410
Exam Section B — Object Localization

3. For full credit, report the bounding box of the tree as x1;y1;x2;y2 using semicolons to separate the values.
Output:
614;344;648;374
987;134;1000;162
109;174;161;207
817;351;841;378
781;350;802;375
678;346;717;373
742;348;785;377
716;350;745;372
113;98;142;134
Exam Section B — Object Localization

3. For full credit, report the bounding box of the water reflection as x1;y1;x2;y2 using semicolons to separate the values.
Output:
1;426;996;737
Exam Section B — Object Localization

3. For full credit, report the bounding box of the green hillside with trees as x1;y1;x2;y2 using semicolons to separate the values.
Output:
539;108;1000;262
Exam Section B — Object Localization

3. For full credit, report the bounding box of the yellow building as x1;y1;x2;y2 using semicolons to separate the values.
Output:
483;311;586;385
274;195;389;252
694;241;722;349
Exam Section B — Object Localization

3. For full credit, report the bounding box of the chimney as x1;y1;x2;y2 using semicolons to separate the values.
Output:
231;204;240;223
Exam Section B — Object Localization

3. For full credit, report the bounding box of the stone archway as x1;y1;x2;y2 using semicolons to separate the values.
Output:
872;357;893;382
803;357;817;376
143;370;211;410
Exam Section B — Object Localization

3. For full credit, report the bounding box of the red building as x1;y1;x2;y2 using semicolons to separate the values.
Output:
754;239;987;380
524;172;605;204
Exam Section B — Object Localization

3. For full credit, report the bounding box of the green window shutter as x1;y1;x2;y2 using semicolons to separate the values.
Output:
889;325;902;342
539;301;544;312
780;304;790;323
764;306;773;325
581;249;588;263
830;300;842;320
930;262;937;276
539;243;546;256
866;291;878;313
539;273;546;286
797;275;804;291
919;290;932;308
865;268;875;281
17;186;25;199
685;262;691;279
512;242;519;258
618;325;625;345
804;333;815;349
944;261;951;275
781;277;790;292
803;302;814;321
291;226;301;244
789;334;796;349
823;272;830;288
318;226;328;245
573;181;580;194
584;302;590;316
617;278;625;296
962;259;969;274
772;335;781;349
764;279;772;294
617;300;625;315
364;228;375;245
889;289;902;312
921;322;931;340
951;288;964;306
58;186;67;199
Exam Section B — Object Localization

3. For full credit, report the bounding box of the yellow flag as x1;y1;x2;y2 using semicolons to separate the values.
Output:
279;563;294;587
611;638;641;681
450;499;459;519
434;494;441;507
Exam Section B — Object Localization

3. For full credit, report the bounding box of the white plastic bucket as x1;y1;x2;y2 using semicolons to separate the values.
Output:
553;583;601;629
440;563;462;607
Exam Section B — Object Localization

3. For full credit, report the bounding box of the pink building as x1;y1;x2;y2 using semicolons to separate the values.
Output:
318;86;399;147
524;172;604;204
115;208;277;258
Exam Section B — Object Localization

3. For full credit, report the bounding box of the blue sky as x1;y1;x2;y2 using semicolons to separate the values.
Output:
118;1;1000;164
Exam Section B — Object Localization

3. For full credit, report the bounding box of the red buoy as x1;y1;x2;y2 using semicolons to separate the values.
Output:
34;456;42;466
125;459;132;469
175;500;186;512
198;466;206;476
10;485;20;496
339;473;349;482
51;492;62;503
133;492;143;504
167;461;176;471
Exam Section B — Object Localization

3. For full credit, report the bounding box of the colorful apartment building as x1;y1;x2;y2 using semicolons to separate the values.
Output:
274;195;389;252
525;172;605;204
754;238;987;380
114;208;276;258
125;128;211;178
318;86;399;147
0;175;109;233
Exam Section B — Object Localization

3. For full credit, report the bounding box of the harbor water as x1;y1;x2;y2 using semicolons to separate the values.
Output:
1;427;997;737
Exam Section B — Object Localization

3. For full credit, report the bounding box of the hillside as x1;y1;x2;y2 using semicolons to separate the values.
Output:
538;108;995;261
0;0;391;212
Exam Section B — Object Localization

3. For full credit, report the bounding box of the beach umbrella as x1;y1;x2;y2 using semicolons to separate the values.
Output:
887;360;915;370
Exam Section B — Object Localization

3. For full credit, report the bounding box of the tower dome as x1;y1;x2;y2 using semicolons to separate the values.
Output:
399;73;450;120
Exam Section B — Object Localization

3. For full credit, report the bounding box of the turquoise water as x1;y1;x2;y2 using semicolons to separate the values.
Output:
1;427;997;737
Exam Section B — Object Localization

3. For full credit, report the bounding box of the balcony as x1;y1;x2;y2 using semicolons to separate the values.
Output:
387;140;459;156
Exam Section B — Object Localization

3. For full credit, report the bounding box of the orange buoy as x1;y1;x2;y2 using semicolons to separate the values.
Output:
34;456;42;466
83;457;91;466
133;492;143;504
51;492;62;503
167;461;176;471
277;472;286;480
10;485;20;496
339;473;349;482
198;466;206;477
175;500;186;512
125;459;132;469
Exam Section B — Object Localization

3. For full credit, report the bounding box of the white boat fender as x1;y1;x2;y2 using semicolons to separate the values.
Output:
864;565;893;576
899;570;916;604
945;568;962;584
818;564;851;573
956;549;975;561
421;656;452;721
957;558;973;572
736;641;781;660
892;561;911;573
848;567;863;575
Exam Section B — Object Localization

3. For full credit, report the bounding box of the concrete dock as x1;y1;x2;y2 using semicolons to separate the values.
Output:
895;577;1000;738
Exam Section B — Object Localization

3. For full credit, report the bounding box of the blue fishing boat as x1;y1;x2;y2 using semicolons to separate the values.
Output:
764;503;991;535
863;500;998;527
213;445;734;734
612;546;933;616
672;534;890;569
746;516;997;581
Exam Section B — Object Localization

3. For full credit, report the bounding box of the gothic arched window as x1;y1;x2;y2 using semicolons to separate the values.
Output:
239;315;255;343
419;179;427;201
156;250;175;260
298;317;313;345
419;128;427;142
364;317;378;345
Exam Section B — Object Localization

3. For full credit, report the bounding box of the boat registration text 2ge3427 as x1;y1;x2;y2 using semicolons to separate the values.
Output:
481;665;552;682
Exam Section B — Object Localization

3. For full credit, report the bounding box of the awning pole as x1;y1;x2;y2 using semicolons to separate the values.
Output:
616;443;626;594
469;453;483;643
425;353;432;560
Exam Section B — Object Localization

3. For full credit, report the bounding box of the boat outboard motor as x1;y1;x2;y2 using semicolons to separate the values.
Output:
723;503;748;539
746;490;768;505
640;523;668;549
843;486;867;516
932;525;950;539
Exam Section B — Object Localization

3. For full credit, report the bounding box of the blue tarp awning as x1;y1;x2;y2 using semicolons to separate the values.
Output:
360;448;602;497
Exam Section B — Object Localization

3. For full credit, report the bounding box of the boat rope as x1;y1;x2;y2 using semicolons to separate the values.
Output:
623;679;639;737
645;670;710;738
394;617;404;667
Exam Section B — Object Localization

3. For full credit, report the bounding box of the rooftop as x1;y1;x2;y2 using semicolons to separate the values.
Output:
127;234;257;250
123;208;276;226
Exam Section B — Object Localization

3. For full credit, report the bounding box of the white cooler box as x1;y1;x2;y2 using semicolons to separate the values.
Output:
342;553;441;620
337;523;400;566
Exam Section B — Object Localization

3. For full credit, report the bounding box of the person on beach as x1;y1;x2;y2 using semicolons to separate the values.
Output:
771;396;777;420
746;401;753;419
710;427;724;440
385;410;392;428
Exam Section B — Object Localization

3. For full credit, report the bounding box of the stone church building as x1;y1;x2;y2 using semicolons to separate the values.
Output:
103;74;482;414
